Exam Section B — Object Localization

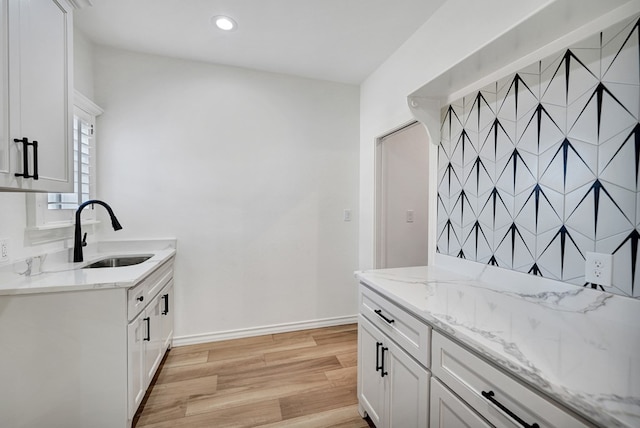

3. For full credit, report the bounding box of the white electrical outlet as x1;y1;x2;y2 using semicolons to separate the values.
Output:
406;210;414;223
0;238;9;264
585;252;613;287
343;209;352;222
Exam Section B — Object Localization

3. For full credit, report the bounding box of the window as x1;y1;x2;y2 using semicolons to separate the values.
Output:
47;110;94;210
25;92;102;243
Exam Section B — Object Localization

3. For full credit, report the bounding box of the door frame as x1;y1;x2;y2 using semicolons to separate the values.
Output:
374;120;426;269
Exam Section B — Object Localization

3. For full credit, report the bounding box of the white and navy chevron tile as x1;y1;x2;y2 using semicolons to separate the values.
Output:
438;15;640;298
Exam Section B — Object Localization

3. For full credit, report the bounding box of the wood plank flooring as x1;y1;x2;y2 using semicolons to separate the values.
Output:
133;323;374;428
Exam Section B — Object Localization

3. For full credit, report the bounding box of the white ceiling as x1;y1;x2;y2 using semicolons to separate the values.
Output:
74;0;446;85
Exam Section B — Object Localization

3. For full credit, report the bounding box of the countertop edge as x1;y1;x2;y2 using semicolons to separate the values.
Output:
0;243;176;296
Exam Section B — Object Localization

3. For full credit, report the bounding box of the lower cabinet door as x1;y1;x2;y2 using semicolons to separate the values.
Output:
160;280;174;351
144;295;163;385
359;315;430;428
127;314;145;419
128;286;173;421
386;338;429;428
430;377;491;428
358;315;385;427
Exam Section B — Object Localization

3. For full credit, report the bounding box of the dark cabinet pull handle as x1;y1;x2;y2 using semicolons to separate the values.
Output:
374;309;395;324
137;296;144;302
375;342;382;373
143;317;150;341
13;137;39;180
481;390;539;428
380;346;388;377
162;293;169;315
32;140;38;180
14;138;30;179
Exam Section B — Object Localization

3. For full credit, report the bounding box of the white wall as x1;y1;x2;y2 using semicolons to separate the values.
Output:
92;46;360;340
0;193;28;260
73;29;94;99
359;0;559;270
0;193;62;261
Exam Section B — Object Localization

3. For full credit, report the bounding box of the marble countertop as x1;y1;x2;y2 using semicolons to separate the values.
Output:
356;265;640;428
0;240;176;296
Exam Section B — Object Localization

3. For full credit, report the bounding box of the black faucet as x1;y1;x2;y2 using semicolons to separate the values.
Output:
73;199;123;263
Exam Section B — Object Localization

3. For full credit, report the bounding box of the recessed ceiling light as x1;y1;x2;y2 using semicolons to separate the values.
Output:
211;15;237;31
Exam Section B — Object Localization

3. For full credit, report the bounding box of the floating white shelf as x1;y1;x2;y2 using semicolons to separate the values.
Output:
408;0;640;106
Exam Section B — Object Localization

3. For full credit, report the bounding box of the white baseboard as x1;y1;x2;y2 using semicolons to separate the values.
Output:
172;314;358;347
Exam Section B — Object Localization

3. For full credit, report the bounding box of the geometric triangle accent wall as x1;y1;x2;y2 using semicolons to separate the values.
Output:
438;15;640;298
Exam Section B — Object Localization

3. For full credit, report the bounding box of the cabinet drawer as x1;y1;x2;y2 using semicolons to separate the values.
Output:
144;259;173;302
127;258;174;321
431;331;591;428
359;283;431;368
128;281;148;321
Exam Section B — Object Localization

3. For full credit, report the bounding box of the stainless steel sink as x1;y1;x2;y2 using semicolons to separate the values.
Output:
83;255;153;269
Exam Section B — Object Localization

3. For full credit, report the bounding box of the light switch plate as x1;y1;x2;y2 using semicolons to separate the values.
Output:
585;252;613;287
406;210;414;223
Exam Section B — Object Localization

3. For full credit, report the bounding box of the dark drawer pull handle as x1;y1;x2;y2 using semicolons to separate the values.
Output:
14;137;39;180
375;342;382;373
380;346;388;378
136;296;144;302
162;293;169;315
143;317;150;341
374;309;395;324
481;390;539;428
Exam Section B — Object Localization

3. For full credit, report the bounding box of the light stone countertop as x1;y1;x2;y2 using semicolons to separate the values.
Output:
356;265;640;428
0;239;176;295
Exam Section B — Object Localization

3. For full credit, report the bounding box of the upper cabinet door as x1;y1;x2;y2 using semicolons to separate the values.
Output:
1;0;73;192
0;0;9;183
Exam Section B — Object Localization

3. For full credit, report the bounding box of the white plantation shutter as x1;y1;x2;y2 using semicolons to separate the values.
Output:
48;113;93;210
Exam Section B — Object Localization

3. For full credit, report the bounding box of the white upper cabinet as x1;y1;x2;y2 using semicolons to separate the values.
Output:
0;0;8;181
0;0;73;192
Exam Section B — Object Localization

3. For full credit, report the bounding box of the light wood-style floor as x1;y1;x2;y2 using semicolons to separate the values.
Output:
133;323;374;428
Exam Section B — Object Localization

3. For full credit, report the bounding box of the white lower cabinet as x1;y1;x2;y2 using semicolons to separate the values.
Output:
127;278;174;420
430;377;491;428
358;315;429;428
0;257;175;428
357;282;595;428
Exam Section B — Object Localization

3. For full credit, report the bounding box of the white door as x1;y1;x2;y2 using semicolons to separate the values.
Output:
377;122;429;268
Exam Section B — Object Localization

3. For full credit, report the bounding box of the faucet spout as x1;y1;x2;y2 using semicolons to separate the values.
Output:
73;199;123;263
